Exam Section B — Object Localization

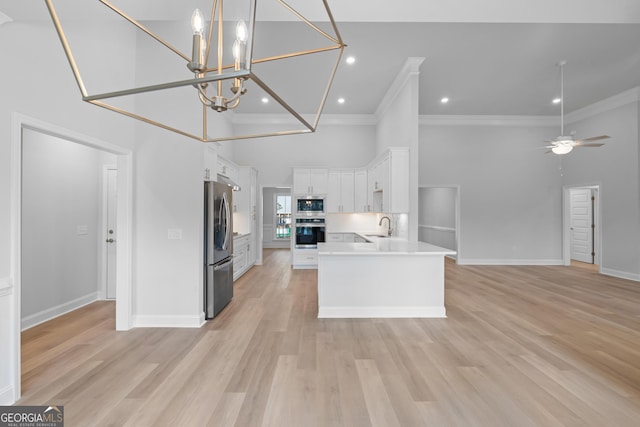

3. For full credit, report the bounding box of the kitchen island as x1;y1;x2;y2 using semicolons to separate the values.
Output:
317;235;456;318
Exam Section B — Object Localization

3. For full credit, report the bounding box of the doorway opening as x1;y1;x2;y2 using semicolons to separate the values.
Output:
563;185;601;270
10;113;133;403
262;187;292;250
418;186;460;260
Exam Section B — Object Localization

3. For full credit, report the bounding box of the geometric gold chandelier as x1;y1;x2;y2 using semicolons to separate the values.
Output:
44;0;345;142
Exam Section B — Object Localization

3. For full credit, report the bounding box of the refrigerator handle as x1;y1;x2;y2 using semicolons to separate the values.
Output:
213;257;234;271
222;191;231;251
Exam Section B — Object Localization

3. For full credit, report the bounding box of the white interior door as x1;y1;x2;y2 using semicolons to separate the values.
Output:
106;169;118;299
570;188;593;264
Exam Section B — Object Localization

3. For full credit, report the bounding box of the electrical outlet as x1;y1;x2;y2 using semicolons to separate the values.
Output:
167;229;183;240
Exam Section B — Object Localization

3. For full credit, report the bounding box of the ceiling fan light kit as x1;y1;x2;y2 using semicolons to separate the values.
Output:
544;60;610;155
44;0;345;142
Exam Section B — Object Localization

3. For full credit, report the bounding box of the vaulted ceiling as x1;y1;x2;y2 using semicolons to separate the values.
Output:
2;1;640;116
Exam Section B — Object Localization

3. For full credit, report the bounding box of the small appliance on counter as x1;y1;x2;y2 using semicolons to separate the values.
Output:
204;180;234;319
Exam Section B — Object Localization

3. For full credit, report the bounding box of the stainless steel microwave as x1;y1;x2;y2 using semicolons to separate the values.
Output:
295;196;324;215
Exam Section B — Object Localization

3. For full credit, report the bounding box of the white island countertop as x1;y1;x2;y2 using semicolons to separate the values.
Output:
318;235;456;256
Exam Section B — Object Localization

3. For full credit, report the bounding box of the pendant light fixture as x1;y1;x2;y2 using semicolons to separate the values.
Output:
45;0;345;142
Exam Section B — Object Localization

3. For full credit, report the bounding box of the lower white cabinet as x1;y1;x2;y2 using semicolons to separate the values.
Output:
292;249;318;268
326;232;357;243
233;234;255;281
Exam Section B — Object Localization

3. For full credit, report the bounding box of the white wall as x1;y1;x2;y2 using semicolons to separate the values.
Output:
562;101;640;278
21;129;102;328
420;122;563;264
130;25;222;327
0;19;136;405
375;58;423;242
231;122;377;186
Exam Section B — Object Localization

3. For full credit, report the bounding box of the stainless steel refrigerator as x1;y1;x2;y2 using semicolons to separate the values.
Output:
204;180;234;319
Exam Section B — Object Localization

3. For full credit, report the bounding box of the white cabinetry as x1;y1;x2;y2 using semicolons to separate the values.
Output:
292;250;318;268
367;148;409;213
354;169;368;212
217;157;239;183
233;234;249;281
327;171;355;213
327;232;357;242
293;168;328;195
232;166;258;280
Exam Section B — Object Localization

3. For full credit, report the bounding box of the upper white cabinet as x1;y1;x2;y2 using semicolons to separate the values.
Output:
204;146;217;180
327;171;355;213
368;148;409;213
217;156;239;183
293;168;328;195
354;169;368;212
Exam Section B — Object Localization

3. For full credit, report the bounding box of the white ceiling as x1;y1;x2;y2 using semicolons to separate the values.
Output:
3;1;640;116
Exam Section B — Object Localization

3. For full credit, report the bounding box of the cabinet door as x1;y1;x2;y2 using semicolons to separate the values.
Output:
293;169;310;194
381;155;390;212
354;169;368;212
388;149;409;213
340;171;355;212
309;169;328;194
293;169;308;194
326;172;341;213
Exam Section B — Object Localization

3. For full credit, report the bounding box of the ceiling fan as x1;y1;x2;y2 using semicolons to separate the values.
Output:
544;61;610;155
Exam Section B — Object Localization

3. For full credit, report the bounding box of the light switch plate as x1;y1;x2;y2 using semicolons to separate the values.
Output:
167;229;183;240
77;225;89;235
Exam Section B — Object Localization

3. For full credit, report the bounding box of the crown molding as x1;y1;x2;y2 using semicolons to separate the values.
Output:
565;86;640;124
232;86;640;129
419;115;557;127
232;113;377;127
374;57;425;121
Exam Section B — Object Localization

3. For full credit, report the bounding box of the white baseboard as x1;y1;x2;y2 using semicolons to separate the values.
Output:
318;306;446;318
21;292;98;331
0;384;15;405
457;258;564;266
292;265;318;270
600;268;640;282
133;314;204;328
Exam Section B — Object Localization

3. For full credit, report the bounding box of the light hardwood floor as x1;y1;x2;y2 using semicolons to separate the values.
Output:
20;249;640;426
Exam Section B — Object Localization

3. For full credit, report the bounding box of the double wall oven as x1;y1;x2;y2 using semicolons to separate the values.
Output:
294;196;325;249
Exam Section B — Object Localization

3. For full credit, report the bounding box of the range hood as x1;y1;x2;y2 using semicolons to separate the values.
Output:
217;174;241;191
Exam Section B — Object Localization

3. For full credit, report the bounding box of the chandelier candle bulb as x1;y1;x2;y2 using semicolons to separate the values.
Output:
189;9;206;72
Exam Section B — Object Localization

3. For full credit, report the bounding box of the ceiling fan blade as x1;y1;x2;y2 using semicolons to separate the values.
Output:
576;143;605;148
575;135;610;143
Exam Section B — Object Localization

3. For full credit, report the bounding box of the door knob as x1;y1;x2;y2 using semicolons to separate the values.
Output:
106;238;115;243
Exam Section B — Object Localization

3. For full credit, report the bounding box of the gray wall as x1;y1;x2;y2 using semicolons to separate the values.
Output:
561;101;640;278
418;187;457;251
420;122;563;264
21;129;101;327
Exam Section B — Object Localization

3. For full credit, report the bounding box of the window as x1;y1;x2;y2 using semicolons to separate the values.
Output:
275;194;292;239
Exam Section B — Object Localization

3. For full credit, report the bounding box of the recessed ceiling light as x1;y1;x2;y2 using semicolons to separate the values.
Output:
552;98;562;104
338;98;345;104
440;97;449;104
345;56;355;65
261;97;269;104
